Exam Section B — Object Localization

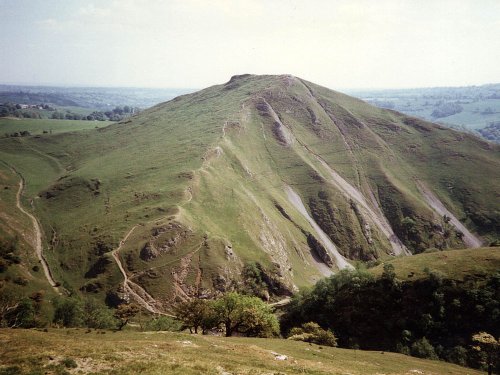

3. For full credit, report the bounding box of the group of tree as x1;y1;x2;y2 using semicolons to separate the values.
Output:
431;102;463;118
0;102;47;119
174;292;279;337
51;106;139;121
281;265;500;372
0;101;140;121
0;287;279;339
477;121;500;143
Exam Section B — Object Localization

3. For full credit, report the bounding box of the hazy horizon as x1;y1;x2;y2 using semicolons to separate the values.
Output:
2;0;500;90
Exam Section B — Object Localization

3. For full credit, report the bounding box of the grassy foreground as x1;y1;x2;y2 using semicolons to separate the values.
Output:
0;329;482;375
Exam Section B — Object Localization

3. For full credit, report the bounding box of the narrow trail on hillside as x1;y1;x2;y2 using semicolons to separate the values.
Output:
416;181;482;248
14;174;61;294
111;225;175;317
285;185;353;271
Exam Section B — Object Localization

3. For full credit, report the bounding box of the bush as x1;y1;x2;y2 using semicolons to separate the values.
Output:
61;357;77;369
53;297;84;327
288;322;337;347
0;366;22;375
5;298;36;328
83;299;117;329
411;337;438;360
445;345;468;366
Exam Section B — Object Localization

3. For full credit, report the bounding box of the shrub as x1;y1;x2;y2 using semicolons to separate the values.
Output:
288;322;337;347
0;366;22;375
145;316;182;332
411;337;438;360
445;345;468;366
61;357;77;369
53;297;84;327
5;298;36;328
82;299;117;329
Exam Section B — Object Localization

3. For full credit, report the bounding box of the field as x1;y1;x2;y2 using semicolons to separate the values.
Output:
0;328;483;375
348;84;500;134
0;118;103;136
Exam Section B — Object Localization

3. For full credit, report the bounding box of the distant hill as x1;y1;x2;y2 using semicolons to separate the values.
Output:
348;83;500;142
0;84;194;109
0;74;498;310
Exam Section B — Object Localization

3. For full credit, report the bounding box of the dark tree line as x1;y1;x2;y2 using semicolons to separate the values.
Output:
281;266;500;371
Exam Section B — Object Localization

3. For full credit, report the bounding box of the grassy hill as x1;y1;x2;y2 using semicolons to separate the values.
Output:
0;74;498;310
0;118;104;135
0;328;482;375
369;246;500;281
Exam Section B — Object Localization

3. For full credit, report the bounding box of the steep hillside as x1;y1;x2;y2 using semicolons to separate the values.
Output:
280;247;500;367
0;74;498;310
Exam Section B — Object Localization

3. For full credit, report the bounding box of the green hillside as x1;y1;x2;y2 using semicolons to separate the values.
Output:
0;118;100;135
0;328;482;375
369;246;500;281
0;74;498;310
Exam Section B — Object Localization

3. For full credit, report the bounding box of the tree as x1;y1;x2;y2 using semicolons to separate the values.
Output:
53;297;83;327
381;263;396;283
174;299;214;334
114;303;140;330
213;292;278;337
6;298;36;328
83;299;117;329
0;287;20;327
472;332;499;375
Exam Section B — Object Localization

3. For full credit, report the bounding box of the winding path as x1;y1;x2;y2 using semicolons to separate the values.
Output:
15;175;61;294
111;225;175;317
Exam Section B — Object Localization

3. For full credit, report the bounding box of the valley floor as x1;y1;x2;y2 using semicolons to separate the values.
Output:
0;329;482;375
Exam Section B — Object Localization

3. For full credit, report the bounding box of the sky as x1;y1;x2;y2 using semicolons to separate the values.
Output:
1;0;500;90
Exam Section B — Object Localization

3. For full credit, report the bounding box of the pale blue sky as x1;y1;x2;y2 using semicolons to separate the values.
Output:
1;0;499;89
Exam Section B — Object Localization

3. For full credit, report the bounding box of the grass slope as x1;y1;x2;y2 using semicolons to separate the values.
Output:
0;328;482;375
0;74;498;306
0;118;102;135
0;163;58;300
369;246;500;281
